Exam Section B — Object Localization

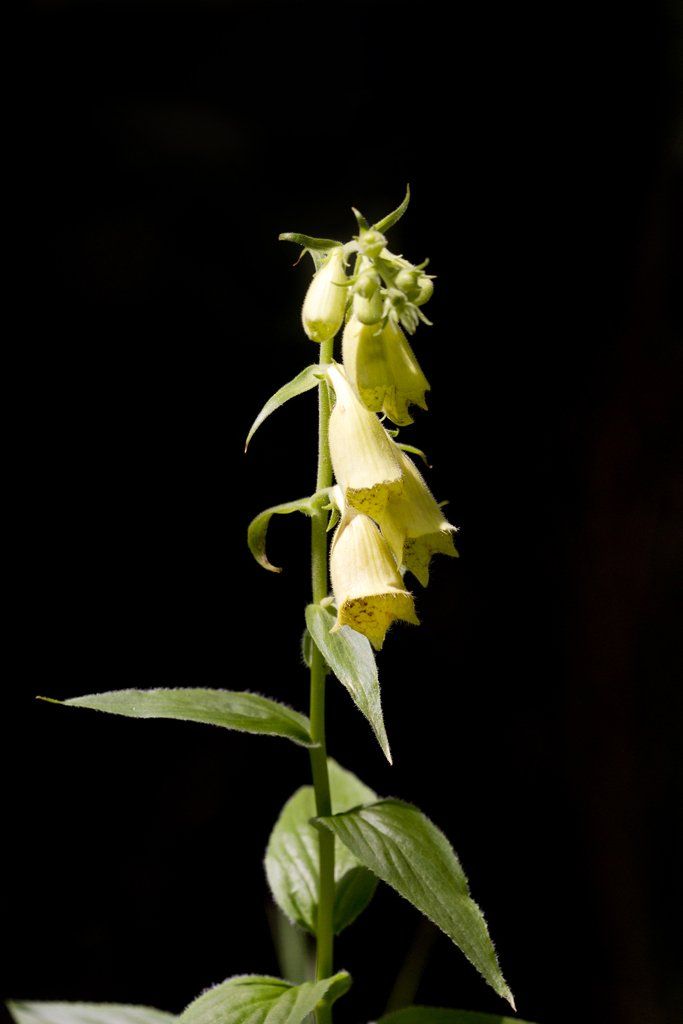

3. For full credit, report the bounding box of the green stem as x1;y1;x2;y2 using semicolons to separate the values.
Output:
309;334;335;1023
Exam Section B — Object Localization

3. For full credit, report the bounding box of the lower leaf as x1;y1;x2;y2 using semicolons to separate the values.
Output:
7;1005;174;1024
41;688;313;747
314;800;515;1008
266;760;377;935
178;972;351;1024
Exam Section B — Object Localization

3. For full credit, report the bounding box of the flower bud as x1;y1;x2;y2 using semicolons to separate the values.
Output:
330;504;419;650
358;229;387;259
301;247;348;343
353;288;384;325
378;448;458;586
352;267;384;325
342;316;429;426
394;267;422;302
355;269;381;299
415;275;434;306
327;363;403;518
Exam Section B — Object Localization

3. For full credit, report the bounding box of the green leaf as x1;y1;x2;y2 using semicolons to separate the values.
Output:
373;185;411;234
266;760;378;935
305;604;391;763
245;365;323;451
7;1005;174;1024
377;1010;538;1024
279;233;343;271
248;494;322;573
42;689;313;747
179;972;351;1024
279;233;342;251
314;800;515;1008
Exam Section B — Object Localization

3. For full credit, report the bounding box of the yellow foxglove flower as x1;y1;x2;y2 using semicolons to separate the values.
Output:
342;315;430;426
379;448;458;586
301;246;348;343
330;500;418;650
327;364;403;517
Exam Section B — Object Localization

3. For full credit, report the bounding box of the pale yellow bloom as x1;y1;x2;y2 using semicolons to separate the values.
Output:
378;447;458;586
327;364;403;517
301;247;348;343
330;498;418;650
342;316;429;426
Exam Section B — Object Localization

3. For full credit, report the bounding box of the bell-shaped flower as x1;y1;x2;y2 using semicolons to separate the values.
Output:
301;246;348;343
378;447;458;586
327;364;403;517
342;315;430;426
330;498;418;650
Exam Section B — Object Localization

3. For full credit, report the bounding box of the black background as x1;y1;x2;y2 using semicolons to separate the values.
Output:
8;2;680;1023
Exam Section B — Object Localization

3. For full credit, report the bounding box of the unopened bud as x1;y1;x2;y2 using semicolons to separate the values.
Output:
353;269;384;324
358;229;387;259
355;270;381;299
394;268;421;302
301;247;348;343
414;275;434;306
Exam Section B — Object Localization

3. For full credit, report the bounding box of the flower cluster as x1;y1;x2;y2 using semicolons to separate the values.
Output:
299;213;458;650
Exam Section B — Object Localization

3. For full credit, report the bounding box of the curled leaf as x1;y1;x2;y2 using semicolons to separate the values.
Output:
248;494;324;573
246;365;323;451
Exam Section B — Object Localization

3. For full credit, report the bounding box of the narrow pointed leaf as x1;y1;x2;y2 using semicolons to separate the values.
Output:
246;365;323;451
43;688;312;747
178;972;351;1024
279;233;342;251
279;233;343;271
7;1006;174;1024
377;1010;537;1024
314;800;514;1008
352;207;370;232
373;185;411;234
305;604;391;763
248;495;320;573
266;760;378;935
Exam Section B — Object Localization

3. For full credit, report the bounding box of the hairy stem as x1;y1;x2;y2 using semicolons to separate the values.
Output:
309;334;335;1022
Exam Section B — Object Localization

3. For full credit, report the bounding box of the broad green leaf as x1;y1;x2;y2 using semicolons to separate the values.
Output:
377;1010;537;1024
245;365;323;451
373;185;411;234
305;604;391;764
179;972;350;1024
314;800;515;1008
248;494;323;573
42;689;312;747
266;760;377;935
7;1005;174;1024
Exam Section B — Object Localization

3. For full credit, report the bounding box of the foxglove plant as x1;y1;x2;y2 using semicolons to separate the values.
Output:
8;191;540;1024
